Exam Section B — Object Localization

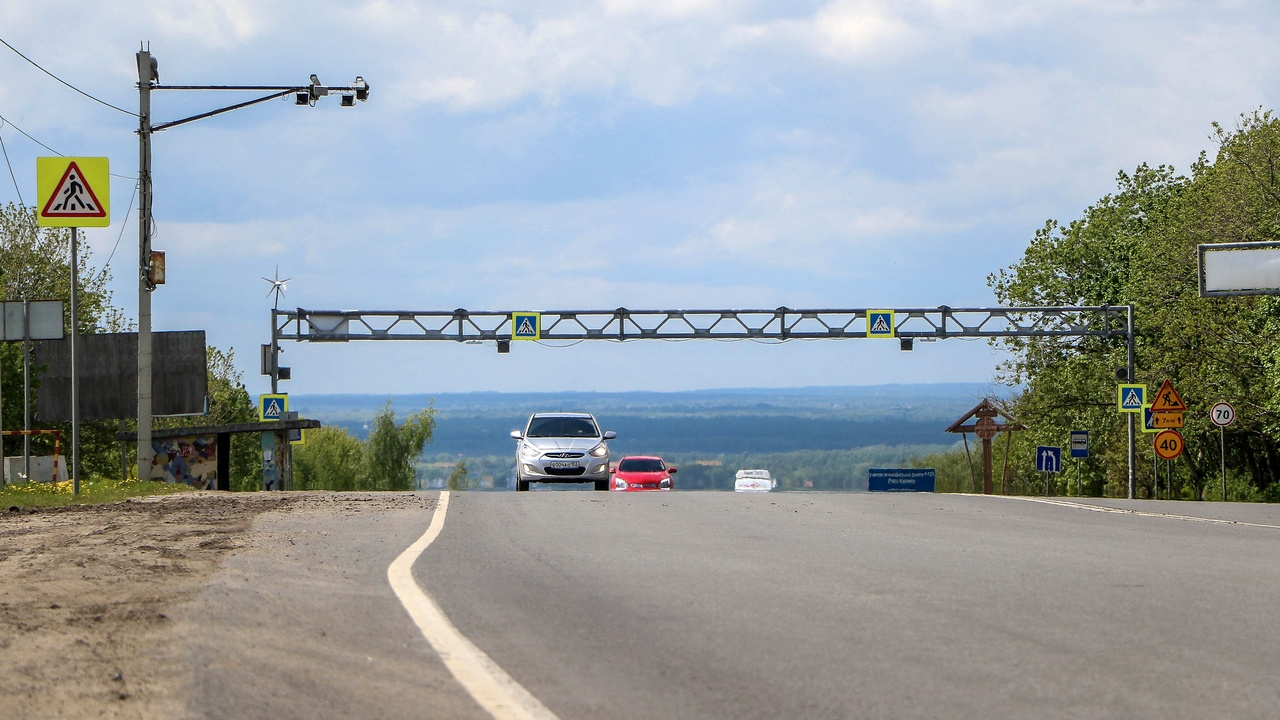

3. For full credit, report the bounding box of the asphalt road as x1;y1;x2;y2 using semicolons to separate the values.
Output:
184;492;1280;719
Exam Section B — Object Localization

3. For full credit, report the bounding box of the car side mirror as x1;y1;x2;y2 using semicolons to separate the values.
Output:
603;431;617;440
668;467;677;473
609;465;617;474
510;430;523;440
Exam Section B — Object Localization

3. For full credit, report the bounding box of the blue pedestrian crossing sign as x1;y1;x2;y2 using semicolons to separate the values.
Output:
1117;384;1146;413
1035;446;1063;473
512;312;541;341
867;310;895;338
259;393;288;422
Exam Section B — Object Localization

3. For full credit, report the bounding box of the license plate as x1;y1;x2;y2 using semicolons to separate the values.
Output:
548;461;579;469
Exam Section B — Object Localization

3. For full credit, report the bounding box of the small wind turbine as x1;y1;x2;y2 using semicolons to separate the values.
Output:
262;266;292;310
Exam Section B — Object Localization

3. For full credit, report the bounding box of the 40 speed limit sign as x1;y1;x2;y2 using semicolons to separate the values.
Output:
1154;430;1184;460
1210;402;1236;428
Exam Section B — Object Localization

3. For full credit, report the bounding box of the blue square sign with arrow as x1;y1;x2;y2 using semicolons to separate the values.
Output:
1036;446;1062;473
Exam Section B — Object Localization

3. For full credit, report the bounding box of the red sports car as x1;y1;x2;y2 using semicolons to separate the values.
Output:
609;456;676;491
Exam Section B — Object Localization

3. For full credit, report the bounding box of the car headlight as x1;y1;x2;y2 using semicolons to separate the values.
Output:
589;442;609;458
614;479;627;490
659;478;671;489
520;444;542;460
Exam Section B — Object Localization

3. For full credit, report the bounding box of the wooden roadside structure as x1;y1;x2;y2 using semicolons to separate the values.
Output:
946;399;1024;494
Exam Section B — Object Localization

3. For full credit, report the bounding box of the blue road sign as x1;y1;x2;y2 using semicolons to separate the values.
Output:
1069;431;1089;459
866;310;895;338
512;312;540;340
868;468;936;492
1036;446;1062;473
259;393;287;422
1118;384;1146;412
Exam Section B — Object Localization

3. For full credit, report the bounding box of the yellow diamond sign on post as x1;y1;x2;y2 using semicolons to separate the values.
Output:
37;157;110;227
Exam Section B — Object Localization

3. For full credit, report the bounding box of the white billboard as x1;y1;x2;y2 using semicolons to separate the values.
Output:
1199;242;1280;297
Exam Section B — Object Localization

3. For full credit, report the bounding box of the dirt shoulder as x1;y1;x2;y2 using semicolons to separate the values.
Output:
0;492;317;720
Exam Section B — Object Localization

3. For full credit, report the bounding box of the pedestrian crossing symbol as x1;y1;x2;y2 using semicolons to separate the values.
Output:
512;312;541;341
867;310;895;339
259;393;288;422
1117;384;1146;413
37;157;110;227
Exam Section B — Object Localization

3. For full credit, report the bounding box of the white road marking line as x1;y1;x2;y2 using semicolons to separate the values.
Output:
387;491;560;720
996;495;1280;529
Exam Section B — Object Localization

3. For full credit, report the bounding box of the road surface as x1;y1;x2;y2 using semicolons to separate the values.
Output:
181;492;1280;719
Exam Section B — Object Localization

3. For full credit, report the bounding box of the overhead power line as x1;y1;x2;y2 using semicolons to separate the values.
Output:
0;128;23;205
0;36;137;117
0;111;61;155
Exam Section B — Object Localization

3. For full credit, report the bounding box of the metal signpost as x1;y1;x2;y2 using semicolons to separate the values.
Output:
1069;430;1088;495
1148;380;1186;500
36;157;110;493
1210;401;1236;501
0;301;64;486
1153;428;1184;499
1035;445;1062;496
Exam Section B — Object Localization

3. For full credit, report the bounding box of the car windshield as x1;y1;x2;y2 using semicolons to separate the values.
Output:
526;416;600;438
618;458;665;473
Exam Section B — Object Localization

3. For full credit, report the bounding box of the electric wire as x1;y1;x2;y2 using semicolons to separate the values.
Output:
0;125;23;205
0;111;60;155
0;36;137;117
94;180;139;285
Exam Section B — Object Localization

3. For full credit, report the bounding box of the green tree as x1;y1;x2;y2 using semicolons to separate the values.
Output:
446;458;472;490
1;203;128;470
294;425;366;491
365;401;436;490
990;110;1280;499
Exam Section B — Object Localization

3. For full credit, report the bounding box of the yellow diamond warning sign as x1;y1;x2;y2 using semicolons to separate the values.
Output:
37;157;110;227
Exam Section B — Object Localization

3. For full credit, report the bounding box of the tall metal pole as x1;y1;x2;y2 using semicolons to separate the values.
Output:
270;308;279;394
70;227;80;492
22;299;30;481
1220;427;1226;502
1127;305;1136;500
136;49;154;483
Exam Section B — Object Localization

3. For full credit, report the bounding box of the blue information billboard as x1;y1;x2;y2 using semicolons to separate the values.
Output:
868;468;936;492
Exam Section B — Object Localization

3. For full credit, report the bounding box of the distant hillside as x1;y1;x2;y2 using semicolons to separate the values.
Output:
290;384;1014;458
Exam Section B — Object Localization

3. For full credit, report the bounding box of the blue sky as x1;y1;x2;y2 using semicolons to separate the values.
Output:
1;1;1277;395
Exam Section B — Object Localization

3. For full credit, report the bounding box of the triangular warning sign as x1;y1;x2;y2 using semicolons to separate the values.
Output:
1123;389;1143;408
41;161;106;218
1150;379;1187;412
870;316;891;334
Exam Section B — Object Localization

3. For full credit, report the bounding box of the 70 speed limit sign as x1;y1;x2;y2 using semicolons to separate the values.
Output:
1210;402;1236;428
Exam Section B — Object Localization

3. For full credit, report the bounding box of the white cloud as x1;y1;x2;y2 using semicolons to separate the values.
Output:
153;0;265;49
809;1;923;63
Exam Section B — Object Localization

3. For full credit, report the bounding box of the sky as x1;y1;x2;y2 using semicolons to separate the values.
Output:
1;1;1278;396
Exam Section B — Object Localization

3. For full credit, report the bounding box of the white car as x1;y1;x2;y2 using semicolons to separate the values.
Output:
511;412;616;491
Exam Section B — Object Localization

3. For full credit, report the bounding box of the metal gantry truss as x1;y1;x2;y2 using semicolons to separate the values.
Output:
268;304;1139;499
272;305;1132;344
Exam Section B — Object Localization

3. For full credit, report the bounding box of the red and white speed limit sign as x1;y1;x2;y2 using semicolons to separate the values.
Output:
1210;402;1236;428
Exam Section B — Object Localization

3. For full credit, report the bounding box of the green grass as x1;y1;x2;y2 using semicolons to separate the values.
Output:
0;477;196;508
